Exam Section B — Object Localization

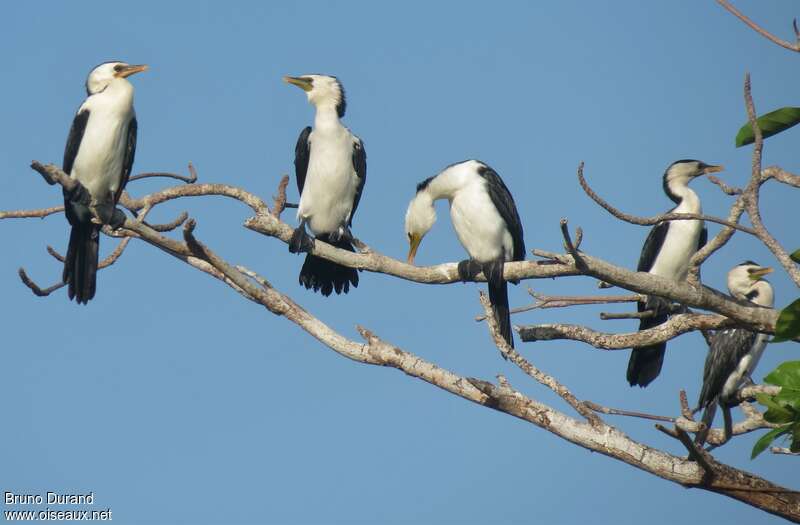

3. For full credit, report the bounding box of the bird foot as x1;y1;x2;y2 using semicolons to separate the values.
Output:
65;181;92;206
109;208;127;230
289;226;314;254
457;259;482;282
328;226;354;244
645;295;672;317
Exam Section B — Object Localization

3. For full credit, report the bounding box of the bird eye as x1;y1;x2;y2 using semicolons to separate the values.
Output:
113;64;124;72
407;233;412;241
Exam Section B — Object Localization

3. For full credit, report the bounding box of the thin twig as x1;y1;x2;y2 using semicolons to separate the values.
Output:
576;161;756;235
583;401;676;422
144;211;189;232
0;206;64;220
518;313;733;349
475;290;642;322
17;268;66;297
707;175;742;196
272;175;290;218
771;447;800;456
717;0;800;52
742;74;800;287
478;292;604;427
128;162;198;184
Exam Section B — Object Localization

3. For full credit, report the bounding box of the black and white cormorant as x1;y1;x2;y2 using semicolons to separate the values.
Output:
695;261;774;446
284;74;366;296
405;160;525;349
62;61;147;304
627;159;722;387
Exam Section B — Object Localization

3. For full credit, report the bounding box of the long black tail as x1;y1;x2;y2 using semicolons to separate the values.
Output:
63;223;100;304
485;261;513;349
695;398;718;446
626;301;668;387
299;234;359;296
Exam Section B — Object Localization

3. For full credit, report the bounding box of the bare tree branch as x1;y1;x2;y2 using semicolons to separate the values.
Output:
128;162;198;184
475;290;642;321
519;313;733;349
0;205;64;220
717;0;800;52
742;74;800;288
763;166;800;188
576;161;756;235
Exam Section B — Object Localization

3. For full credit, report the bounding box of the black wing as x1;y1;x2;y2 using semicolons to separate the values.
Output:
348;137;367;226
63;109;90;175
698;226;708;251
293;126;312;195
637;222;669;272
114;116;137;204
477;164;525;261
698;328;757;408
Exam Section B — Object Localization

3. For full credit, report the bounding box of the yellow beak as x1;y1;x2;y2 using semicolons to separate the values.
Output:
116;64;148;78
283;75;313;92
749;266;773;280
702;164;724;175
407;234;422;265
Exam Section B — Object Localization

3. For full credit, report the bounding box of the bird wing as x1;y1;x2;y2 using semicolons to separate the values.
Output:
698;225;708;251
293;126;312;195
114;116;137;204
637;222;669;272
477;165;525;261
349;137;367;226
698;328;757;407
63;108;90;175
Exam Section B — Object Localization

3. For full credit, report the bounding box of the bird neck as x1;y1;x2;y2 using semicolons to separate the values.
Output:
88;79;134;115
423;169;473;202
665;178;701;213
313;103;343;130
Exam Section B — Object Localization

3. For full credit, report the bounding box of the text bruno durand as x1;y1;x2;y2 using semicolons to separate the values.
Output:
4;491;112;521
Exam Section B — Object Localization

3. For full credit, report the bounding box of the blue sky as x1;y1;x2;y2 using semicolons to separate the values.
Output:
1;1;798;523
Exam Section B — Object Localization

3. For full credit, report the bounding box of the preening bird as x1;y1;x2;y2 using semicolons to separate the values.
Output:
695;262;774;446
627;159;722;387
62;61;147;304
284;74;366;296
405;160;525;349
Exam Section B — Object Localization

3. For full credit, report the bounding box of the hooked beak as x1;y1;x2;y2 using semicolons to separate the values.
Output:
749;266;773;280
701;164;724;175
116;64;148;79
283;76;313;92
407;234;422;265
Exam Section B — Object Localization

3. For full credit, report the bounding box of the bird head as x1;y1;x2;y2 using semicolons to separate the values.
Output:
85;61;148;95
662;159;723;200
404;190;436;265
727;261;774;307
283;74;347;118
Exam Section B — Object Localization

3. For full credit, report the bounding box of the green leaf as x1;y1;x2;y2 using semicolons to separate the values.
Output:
792;249;800;264
755;393;796;423
774;388;800;411
772;300;800;343
764;361;800;388
751;424;792;459
736;107;800;147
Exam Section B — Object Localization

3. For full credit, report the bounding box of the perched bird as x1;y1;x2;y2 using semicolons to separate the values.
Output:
627;159;723;387
695;262;774;446
405;160;525;349
284;74;366;296
62;61;147;304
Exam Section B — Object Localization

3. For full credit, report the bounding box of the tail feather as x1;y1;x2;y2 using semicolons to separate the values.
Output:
626;304;668;387
298;234;359;296
485;261;513;349
63;223;99;304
